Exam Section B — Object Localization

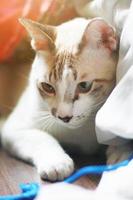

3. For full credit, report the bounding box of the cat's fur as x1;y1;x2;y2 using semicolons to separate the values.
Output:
1;17;118;181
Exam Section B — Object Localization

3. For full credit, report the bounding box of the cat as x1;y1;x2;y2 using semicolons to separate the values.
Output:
1;17;118;181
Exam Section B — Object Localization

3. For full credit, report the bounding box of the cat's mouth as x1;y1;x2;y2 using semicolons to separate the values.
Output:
58;116;72;123
56;116;73;127
56;115;87;129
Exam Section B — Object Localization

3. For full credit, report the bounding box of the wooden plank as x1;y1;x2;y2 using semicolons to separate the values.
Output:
0;146;101;195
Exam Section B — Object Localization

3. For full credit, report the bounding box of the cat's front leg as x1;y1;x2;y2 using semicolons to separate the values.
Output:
106;141;133;164
1;128;74;181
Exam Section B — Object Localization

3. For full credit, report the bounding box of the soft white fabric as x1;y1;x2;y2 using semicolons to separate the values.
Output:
96;0;133;143
73;0;133;144
36;161;133;200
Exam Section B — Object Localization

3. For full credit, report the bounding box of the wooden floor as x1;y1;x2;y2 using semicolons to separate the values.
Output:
0;145;104;195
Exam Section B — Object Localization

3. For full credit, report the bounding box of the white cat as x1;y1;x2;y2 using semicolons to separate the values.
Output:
34;1;133;200
1;17;118;181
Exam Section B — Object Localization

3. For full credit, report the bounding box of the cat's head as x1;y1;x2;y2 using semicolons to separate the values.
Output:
20;18;118;128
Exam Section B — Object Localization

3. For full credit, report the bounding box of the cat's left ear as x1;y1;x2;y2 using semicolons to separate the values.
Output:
82;18;118;52
19;18;56;51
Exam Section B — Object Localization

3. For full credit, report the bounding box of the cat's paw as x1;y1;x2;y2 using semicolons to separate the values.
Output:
36;154;74;181
107;143;133;164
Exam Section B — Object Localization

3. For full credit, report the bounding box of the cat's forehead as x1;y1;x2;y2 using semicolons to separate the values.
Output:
45;19;89;82
48;50;77;82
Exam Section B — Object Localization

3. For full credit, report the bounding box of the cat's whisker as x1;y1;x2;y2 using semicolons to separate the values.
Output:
74;99;106;121
39;117;52;130
48;118;56;129
34;115;52;124
92;99;106;109
42;117;55;131
34;110;50;116
33;113;50;119
33;110;51;117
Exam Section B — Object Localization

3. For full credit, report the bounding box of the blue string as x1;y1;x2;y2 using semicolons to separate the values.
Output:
64;158;131;183
0;183;39;200
0;155;132;200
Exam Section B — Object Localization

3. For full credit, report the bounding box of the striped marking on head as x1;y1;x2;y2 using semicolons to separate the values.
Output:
48;51;77;82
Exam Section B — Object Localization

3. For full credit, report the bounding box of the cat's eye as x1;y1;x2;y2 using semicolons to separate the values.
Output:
77;81;92;93
40;82;55;96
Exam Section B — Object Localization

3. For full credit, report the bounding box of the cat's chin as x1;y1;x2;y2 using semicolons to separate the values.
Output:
69;122;87;129
63;124;81;129
57;119;87;129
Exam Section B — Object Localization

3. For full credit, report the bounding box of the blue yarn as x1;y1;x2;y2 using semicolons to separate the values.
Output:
64;158;132;183
0;183;39;200
0;155;132;200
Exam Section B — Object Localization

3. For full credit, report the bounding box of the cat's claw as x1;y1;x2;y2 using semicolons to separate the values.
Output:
36;154;74;181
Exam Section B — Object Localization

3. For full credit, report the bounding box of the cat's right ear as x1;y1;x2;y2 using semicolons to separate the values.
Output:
81;18;118;52
19;18;56;51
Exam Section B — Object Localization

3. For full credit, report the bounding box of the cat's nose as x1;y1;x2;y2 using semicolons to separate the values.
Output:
58;116;72;123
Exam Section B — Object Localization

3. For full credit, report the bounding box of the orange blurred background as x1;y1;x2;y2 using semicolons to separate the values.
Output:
0;0;78;62
0;0;78;117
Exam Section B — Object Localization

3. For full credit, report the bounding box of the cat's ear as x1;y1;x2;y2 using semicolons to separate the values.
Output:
19;18;56;51
82;18;118;52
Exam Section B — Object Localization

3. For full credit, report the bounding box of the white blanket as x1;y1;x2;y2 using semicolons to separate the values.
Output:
96;0;133;143
74;0;133;144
